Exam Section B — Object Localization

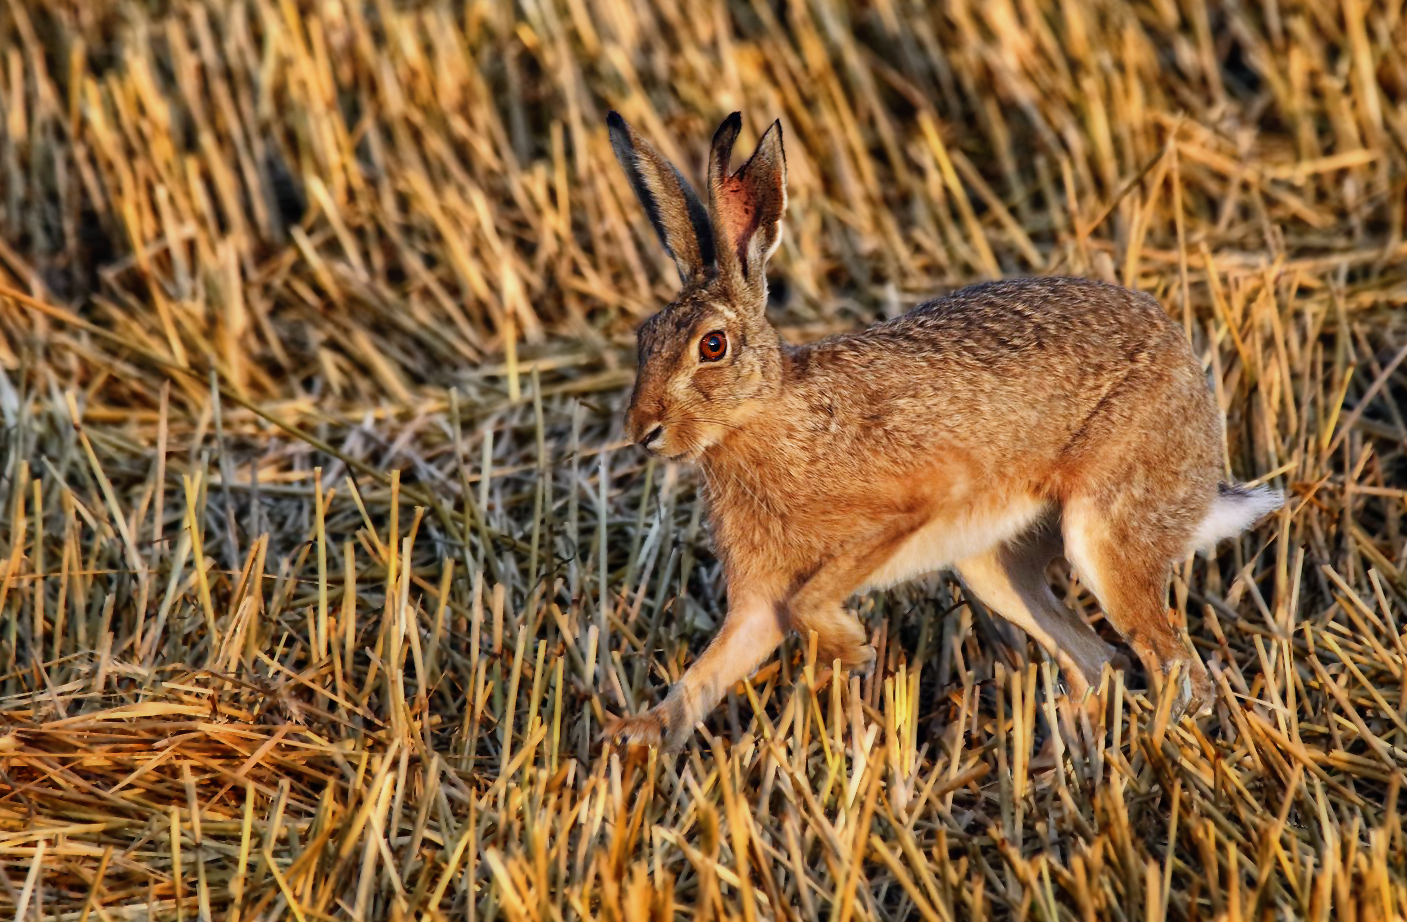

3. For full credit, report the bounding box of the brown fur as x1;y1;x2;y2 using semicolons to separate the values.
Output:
604;112;1280;750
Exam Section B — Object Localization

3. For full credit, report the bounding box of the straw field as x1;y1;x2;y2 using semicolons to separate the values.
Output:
1;0;1405;918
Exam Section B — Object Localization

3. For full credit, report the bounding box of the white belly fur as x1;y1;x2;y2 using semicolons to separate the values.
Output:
859;496;1050;592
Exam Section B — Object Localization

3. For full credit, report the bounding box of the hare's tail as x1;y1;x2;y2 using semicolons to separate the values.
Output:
1190;481;1284;553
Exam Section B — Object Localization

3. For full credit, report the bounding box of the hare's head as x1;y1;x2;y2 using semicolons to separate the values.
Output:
609;112;788;460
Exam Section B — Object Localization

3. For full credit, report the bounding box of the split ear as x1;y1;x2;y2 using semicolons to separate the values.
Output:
708;113;787;299
607;112;716;285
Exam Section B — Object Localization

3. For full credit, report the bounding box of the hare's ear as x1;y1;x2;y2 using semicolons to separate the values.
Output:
708;113;787;299
607;112;715;284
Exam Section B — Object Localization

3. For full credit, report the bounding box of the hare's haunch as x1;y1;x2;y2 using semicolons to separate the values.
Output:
605;111;1282;751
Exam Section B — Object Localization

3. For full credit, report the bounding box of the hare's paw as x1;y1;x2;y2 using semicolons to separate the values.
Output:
1161;658;1214;719
849;643;879;676
604;699;691;750
1182;661;1215;718
604;709;668;748
819;641;877;677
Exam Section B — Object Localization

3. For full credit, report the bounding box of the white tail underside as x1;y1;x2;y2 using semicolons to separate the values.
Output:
1191;483;1284;553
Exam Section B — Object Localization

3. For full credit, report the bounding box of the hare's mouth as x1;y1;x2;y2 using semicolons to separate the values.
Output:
651;442;696;462
637;424;689;460
634;418;720;462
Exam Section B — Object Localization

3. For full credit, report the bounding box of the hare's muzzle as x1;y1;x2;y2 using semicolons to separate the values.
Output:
625;412;662;453
624;389;661;451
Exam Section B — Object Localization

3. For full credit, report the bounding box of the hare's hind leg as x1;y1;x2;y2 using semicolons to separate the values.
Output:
954;518;1116;705
1061;495;1213;717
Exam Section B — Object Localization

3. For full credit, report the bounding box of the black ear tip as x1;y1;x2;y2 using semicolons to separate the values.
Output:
606;112;635;158
713;111;743;144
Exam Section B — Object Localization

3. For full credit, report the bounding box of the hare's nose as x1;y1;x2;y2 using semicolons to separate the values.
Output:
640;425;664;451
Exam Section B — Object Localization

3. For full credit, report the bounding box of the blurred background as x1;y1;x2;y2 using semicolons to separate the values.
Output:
4;0;1401;398
0;1;1405;919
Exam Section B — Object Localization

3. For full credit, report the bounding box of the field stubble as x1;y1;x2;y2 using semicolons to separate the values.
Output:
1;0;1406;919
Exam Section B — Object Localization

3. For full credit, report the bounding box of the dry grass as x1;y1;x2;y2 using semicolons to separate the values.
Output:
0;0;1406;918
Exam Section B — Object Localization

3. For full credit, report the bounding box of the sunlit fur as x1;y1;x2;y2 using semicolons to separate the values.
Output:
625;282;781;460
603;113;1283;752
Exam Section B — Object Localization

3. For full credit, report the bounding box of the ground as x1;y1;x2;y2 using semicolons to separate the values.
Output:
0;1;1405;919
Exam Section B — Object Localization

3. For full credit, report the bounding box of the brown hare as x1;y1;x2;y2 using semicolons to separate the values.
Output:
604;111;1282;750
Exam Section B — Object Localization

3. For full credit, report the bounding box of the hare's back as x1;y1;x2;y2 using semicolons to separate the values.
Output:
863;277;1197;401
894;277;1181;361
821;276;1219;466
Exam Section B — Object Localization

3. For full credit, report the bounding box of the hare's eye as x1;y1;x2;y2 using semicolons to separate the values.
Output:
699;331;727;362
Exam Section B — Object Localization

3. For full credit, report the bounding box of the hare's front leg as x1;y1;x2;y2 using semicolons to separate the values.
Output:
787;516;929;675
606;595;785;750
790;606;877;674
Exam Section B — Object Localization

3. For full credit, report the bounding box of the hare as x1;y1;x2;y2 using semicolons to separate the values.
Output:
604;111;1282;750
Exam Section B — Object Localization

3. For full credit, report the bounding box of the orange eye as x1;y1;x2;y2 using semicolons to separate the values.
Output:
699;331;727;362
